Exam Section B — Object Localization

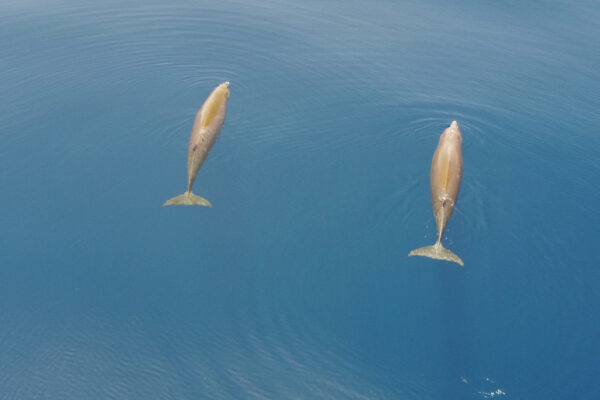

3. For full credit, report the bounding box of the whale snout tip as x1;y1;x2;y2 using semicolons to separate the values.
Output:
450;120;458;128
222;81;230;87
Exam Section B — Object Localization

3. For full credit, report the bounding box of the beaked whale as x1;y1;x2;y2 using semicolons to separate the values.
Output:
409;120;464;266
164;81;230;207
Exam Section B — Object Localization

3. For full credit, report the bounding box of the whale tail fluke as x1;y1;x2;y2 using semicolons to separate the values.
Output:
163;191;212;207
408;242;464;266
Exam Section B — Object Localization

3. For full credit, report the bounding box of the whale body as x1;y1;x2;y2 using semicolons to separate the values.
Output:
409;120;464;266
163;82;230;207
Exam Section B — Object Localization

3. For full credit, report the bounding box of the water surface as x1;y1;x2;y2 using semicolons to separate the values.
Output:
1;0;599;398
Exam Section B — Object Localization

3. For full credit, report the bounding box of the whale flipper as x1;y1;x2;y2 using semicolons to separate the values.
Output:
408;242;464;266
163;192;212;207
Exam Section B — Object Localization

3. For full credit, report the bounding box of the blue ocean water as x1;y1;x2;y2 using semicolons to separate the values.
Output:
1;0;599;398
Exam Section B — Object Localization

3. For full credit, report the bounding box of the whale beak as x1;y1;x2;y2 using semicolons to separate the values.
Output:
450;120;458;129
222;81;230;87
